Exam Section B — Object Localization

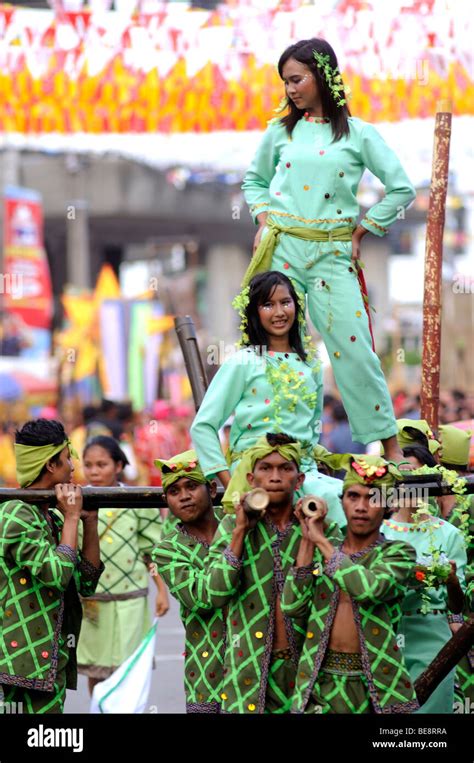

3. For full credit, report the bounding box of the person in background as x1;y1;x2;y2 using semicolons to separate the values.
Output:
327;401;365;457
77;436;168;697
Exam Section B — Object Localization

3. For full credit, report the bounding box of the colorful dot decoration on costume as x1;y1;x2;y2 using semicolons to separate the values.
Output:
356;310;362;317
20;577;27;585
248;704;256;711
286;162;291;167
11;641;18;648
319;150;325;155
303;185;310;190
375;404;380;410
334;351;341;358
283;262;290;269
350;335;356;342
255;631;263;639
41;651;49;658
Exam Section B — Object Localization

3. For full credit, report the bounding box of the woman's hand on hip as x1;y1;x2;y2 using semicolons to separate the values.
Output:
351;225;368;267
253;212;268;256
253;225;266;256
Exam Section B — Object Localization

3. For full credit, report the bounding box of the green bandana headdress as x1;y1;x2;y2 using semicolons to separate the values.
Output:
313;51;352;107
315;451;403;492
15;439;79;488
439;425;471;467
222;434;302;513
154;449;207;492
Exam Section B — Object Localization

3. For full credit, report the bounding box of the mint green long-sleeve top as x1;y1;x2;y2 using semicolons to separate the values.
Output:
241;116;416;236
190;347;322;478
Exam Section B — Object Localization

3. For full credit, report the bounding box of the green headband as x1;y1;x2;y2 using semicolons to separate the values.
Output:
439;425;471;466
221;435;303;514
247;435;302;471
154;449;207;492
15;439;78;488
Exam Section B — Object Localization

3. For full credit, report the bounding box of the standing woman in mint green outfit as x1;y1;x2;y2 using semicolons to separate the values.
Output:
191;271;345;526
241;37;415;463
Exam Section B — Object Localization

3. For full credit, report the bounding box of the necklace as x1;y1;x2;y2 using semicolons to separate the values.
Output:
383;518;442;533
303;112;330;123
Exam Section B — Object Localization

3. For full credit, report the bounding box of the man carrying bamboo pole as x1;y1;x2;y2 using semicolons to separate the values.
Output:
0;418;104;713
151;450;225;713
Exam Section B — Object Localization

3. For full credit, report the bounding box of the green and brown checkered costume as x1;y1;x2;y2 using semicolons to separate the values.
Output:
0;500;103;712
152;522;224;713
204;513;311;714
78;508;162;599
281;532;419;714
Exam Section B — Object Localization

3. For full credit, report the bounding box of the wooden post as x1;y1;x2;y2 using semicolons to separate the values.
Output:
415;617;474;707
420;100;452;431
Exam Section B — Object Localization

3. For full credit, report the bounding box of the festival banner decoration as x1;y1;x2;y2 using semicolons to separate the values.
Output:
2;185;53;357
57;263;174;406
0;1;472;133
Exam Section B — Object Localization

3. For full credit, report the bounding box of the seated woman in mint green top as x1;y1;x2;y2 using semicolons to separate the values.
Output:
191;271;345;525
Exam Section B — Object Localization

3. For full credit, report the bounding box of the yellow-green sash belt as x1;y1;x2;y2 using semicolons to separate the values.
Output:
241;218;354;288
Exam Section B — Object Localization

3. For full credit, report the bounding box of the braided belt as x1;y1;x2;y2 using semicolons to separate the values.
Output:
271;647;292;663
321;649;363;675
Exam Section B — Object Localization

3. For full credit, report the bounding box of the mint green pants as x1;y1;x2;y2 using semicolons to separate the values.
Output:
270;235;397;445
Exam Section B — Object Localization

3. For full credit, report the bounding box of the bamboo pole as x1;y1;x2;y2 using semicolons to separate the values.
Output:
1;475;473;509
420;100;452;431
415;618;474;707
174;315;208;411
